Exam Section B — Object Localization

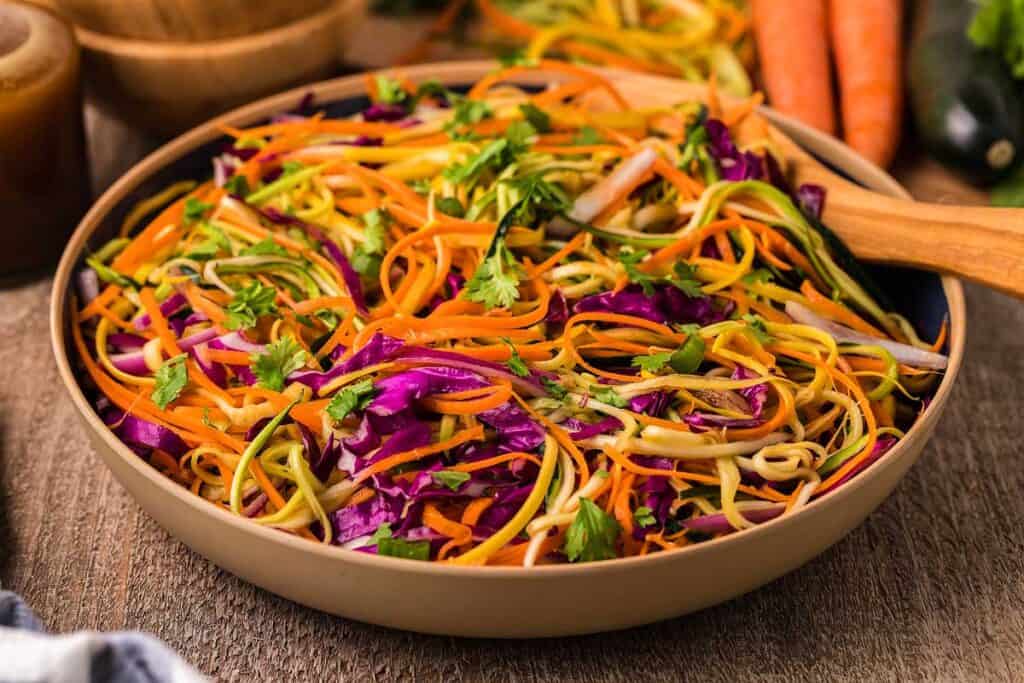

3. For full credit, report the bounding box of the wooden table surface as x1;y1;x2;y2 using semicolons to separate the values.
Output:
3;34;1024;681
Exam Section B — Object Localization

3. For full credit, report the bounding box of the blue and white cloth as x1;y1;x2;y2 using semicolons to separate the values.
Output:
0;592;204;683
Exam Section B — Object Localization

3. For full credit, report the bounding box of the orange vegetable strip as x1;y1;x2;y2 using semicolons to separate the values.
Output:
354;426;485;484
451;452;543;473
800;280;887;338
772;348;878;494
750;0;836;134
461;497;494;526
291;296;356;316
603;447;787;502
829;0;902;167
78;285;121;320
205;349;252;365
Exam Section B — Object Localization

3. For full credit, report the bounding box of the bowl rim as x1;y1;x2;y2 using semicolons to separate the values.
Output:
74;0;367;57
51;61;966;579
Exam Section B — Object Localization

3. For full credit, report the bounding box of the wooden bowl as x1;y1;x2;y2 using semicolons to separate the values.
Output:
50;62;965;638
77;0;366;135
56;0;334;42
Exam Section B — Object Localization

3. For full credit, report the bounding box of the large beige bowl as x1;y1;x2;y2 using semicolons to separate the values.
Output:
50;63;965;638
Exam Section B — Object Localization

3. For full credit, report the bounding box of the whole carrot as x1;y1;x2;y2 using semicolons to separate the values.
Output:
829;0;903;167
750;0;836;134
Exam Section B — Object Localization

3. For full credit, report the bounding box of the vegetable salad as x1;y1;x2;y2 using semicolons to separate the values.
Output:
73;61;946;566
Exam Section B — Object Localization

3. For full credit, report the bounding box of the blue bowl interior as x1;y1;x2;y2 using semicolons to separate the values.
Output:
80;90;949;349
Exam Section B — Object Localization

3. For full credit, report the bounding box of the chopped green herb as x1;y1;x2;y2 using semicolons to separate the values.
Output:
240;237;288;257
224;282;278;330
564;497;621;562
251;335;308;391
742;313;772;344
444;139;509;185
370;523;393;544
325;378;378;422
503;339;530;377
435;196;465;218
742;268;775;285
464;240;522;309
573;126;604;146
152;354;188;409
669;262;704;297
375;75;408;105
632;352;672;374
351;209;389;277
502;172;571;225
542;377;568;400
444;98;492;139
223;175;250;197
432;470;470;492
519;103;552;133
590;386;628;408
377;537;430;561
617;248;659;295
183;198;212;226
633;506;657;528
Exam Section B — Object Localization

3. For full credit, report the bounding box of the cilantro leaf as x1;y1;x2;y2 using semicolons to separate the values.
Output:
617;248;659;295
542;377;568;400
351;209;389;277
250;336;308;391
223;174;250;197
377;537;430;560
325;378;378;422
444;98;492;139
375;75;408;105
741;268;775;285
590;386;627;408
184;222;232;261
370;523;393;544
504;120;537;150
631;352;672;373
742;313;772;344
669;261;704;297
519;103;552;133
432;470;470;491
224;282;278;330
240;237;288;257
573;126;603;146
435;196;465;218
502;172;571;225
564;497;621;562
183;198;212;226
152;354;188;409
443;139;509;185
633;506;657;528
464;241;522;309
503;339;529;377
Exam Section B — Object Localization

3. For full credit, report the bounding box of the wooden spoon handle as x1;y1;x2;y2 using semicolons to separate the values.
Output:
792;157;1024;298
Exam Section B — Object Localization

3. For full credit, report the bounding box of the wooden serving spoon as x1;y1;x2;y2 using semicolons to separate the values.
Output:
583;71;1024;299
775;131;1024;299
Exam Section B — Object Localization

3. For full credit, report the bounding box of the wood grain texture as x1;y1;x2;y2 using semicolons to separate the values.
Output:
783;139;1024;299
2;96;1024;683
55;0;333;42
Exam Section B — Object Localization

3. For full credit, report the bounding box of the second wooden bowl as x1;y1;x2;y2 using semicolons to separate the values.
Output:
78;0;367;135
57;0;335;42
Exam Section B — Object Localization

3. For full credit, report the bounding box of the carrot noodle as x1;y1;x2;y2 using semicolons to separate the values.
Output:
69;60;943;566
